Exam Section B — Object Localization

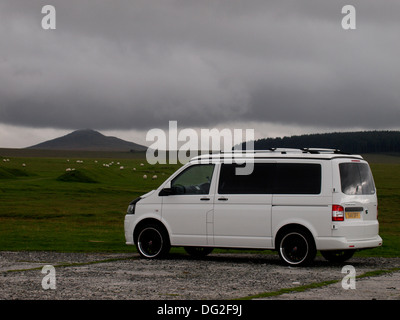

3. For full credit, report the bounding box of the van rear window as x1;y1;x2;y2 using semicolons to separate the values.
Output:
274;163;321;194
339;162;375;195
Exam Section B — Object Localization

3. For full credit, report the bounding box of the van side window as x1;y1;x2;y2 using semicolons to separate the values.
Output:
339;162;375;195
171;164;215;195
274;163;321;194
218;163;274;194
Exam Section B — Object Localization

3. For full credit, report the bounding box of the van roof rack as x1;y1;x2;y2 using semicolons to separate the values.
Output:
220;148;349;155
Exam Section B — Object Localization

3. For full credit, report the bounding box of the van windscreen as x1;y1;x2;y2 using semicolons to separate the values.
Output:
339;162;375;195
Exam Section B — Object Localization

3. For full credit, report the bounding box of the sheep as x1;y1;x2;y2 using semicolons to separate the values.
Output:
22;163;26;167
66;168;72;172
152;175;158;180
120;166;124;170
143;174;147;179
133;168;136;171
140;163;144;166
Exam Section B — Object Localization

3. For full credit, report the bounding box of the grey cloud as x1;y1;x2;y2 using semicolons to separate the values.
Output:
0;0;399;131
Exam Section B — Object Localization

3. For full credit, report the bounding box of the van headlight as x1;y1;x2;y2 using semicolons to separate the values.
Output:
126;197;141;215
127;204;135;214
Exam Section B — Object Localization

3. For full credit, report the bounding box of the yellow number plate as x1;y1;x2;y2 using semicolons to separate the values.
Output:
345;212;361;219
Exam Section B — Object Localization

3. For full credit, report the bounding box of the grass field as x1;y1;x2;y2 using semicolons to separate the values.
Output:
0;150;399;258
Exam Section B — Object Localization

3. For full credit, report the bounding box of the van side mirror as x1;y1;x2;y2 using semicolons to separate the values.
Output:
159;181;174;196
159;187;174;196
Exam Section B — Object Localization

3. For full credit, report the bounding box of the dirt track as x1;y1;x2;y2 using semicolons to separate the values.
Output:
1;251;400;300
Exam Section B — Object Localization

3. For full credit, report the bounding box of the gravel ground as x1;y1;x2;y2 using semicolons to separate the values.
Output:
1;251;400;300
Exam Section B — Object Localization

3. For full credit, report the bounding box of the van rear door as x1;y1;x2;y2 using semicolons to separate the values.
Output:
332;159;378;240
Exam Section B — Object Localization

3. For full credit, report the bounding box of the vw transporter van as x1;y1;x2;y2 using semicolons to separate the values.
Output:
124;149;382;266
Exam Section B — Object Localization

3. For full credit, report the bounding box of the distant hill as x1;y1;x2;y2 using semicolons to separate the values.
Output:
240;130;400;154
27;129;147;152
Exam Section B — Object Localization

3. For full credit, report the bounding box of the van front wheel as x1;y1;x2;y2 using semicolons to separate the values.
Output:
136;224;170;259
278;228;316;266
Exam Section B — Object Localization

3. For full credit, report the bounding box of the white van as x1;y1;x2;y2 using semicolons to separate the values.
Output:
124;149;382;266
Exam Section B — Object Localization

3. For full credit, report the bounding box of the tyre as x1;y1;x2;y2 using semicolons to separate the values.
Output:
184;247;214;258
277;227;316;266
320;250;355;263
136;224;170;259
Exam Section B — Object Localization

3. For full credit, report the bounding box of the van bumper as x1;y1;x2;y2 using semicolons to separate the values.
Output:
316;235;383;251
124;215;135;245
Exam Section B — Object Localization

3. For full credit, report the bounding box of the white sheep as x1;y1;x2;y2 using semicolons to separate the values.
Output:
140;163;144;166
152;175;157;180
143;174;147;179
120;166;124;170
22;163;26;167
66;168;72;172
133;168;136;171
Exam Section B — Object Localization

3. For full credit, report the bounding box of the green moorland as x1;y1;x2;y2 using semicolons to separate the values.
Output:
0;149;399;258
0;150;180;252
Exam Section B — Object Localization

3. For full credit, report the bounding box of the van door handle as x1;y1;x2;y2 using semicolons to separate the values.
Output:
200;197;210;201
218;197;228;201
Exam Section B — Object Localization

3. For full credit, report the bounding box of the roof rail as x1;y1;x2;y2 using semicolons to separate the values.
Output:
300;148;350;155
220;148;349;155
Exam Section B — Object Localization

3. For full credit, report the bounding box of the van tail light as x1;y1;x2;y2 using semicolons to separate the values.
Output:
332;205;344;221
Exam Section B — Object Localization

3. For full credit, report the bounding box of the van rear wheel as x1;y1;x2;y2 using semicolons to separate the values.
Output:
278;228;316;266
136;224;170;259
320;250;355;263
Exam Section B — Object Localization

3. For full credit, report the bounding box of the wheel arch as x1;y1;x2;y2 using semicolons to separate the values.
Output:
274;223;316;251
133;218;170;245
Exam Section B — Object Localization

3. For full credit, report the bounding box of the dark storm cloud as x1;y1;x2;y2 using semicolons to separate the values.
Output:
0;0;399;131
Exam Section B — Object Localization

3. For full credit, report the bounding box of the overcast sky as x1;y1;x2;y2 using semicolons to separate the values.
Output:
1;0;399;148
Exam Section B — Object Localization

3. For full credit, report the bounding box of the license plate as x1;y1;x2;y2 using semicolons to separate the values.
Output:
345;212;361;219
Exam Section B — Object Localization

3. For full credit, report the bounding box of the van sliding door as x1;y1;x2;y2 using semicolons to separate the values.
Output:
213;162;274;248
